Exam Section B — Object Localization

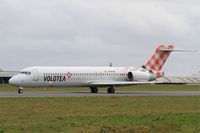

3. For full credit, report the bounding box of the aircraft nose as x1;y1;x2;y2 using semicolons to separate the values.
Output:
9;76;19;86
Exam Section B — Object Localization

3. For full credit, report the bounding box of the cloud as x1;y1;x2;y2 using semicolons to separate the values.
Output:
0;0;199;76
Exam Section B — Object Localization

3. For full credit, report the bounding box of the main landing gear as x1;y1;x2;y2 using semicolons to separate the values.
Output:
18;87;23;94
90;87;98;93
90;86;115;94
107;86;115;94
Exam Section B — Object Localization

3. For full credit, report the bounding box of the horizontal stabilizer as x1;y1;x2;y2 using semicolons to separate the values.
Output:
159;49;199;52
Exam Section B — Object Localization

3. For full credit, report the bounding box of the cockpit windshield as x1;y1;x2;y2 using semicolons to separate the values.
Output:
20;71;31;75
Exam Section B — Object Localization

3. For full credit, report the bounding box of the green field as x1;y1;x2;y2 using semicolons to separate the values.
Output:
1;84;200;133
1;84;200;92
0;96;200;133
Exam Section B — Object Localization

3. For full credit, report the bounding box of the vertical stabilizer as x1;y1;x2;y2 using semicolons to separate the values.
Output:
144;45;174;77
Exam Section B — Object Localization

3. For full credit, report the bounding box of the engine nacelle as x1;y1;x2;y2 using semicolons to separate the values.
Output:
127;71;156;81
127;72;134;81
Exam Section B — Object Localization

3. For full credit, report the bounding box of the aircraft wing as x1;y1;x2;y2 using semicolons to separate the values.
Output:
88;81;156;87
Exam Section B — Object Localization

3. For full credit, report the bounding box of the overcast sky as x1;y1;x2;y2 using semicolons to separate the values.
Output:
0;0;199;76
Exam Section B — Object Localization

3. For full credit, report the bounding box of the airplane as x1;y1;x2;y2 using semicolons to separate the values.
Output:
9;45;195;94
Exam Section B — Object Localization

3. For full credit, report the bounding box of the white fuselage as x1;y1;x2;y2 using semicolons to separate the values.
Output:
9;66;156;87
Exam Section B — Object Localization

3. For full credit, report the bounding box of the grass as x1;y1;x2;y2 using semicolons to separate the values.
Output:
1;84;200;132
0;84;200;92
1;97;200;132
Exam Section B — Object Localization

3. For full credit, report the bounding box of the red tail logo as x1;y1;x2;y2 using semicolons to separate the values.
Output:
144;45;174;77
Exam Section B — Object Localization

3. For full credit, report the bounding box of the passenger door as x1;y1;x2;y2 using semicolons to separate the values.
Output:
32;69;39;81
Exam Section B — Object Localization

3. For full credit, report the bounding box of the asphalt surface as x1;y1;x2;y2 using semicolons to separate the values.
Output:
1;91;200;97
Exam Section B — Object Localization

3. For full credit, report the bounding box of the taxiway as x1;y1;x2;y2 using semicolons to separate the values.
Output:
0;91;200;97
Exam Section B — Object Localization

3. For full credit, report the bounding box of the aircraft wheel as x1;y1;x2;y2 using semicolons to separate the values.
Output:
18;87;23;94
18;89;23;94
90;87;98;93
107;87;115;94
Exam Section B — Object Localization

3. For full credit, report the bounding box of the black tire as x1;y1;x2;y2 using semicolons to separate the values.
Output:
18;89;23;94
90;87;98;93
107;87;115;94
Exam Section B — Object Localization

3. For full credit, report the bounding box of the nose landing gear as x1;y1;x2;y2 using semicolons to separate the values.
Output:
18;87;23;94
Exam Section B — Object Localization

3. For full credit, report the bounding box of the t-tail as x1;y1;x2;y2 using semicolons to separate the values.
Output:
142;44;198;78
143;45;174;78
